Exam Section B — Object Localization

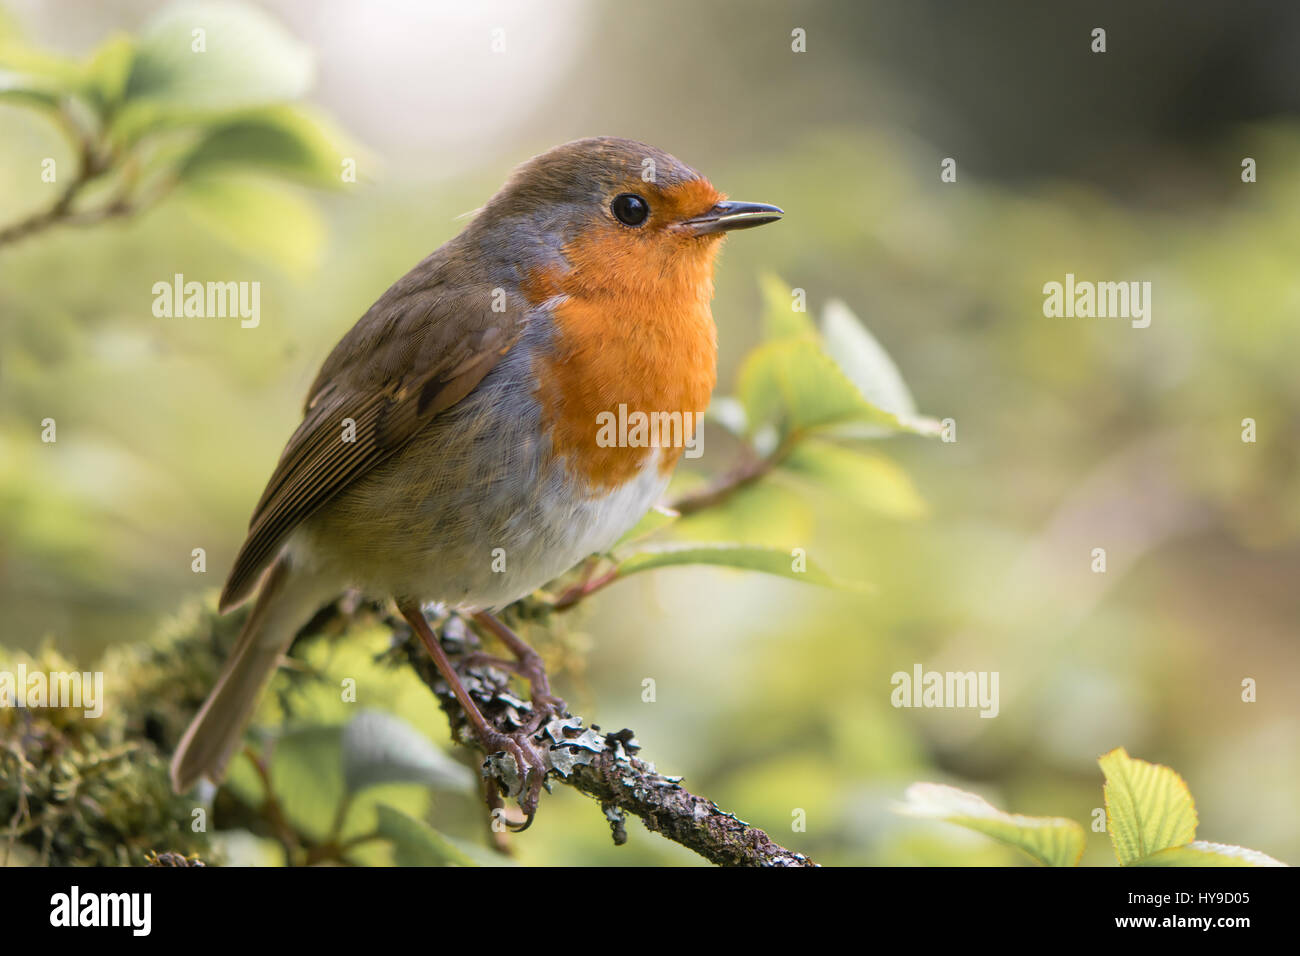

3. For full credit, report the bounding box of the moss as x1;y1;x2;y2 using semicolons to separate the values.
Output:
0;595;371;866
0;604;238;865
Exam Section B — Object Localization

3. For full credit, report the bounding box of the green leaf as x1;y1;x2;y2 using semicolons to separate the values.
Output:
341;709;474;795
899;782;1086;867
267;725;346;840
1100;748;1199;866
821;299;917;419
1133;841;1287;867
780;440;928;519
737;337;903;438
0;68;64;110
0;37;83;112
178;104;351;187
175;173;324;274
735;278;941;440
374;804;479;867
758;272;816;340
82;33;135;111
614;541;848;589
122;0;313;119
0;24;82;109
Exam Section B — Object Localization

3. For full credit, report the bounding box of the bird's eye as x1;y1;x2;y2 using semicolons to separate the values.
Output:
611;193;649;226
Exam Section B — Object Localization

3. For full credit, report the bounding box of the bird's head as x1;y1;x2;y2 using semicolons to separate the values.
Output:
473;137;782;302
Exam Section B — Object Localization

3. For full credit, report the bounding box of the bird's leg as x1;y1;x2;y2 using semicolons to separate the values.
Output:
397;600;548;828
471;611;568;729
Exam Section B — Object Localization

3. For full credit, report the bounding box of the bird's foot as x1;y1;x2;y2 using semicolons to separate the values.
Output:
398;601;553;830
469;612;569;733
462;651;568;731
479;725;551;830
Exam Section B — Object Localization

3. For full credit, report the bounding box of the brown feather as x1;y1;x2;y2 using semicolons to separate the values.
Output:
219;256;528;612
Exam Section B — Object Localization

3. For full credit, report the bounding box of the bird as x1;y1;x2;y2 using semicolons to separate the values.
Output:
169;137;783;824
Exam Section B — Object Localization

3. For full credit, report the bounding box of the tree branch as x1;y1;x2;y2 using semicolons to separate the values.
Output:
395;610;816;867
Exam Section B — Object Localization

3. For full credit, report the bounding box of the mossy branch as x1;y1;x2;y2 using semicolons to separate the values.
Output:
394;609;816;867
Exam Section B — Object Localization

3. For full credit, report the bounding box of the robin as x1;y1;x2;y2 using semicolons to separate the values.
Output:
169;137;783;824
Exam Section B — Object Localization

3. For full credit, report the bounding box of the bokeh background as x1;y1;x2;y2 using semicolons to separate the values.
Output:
2;0;1298;866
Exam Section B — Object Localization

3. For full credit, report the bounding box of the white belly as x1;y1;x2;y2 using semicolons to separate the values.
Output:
458;452;671;608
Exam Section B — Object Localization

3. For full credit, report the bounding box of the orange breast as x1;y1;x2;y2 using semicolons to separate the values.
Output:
531;215;720;494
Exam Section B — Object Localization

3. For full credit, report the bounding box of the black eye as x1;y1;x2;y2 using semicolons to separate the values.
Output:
611;193;649;226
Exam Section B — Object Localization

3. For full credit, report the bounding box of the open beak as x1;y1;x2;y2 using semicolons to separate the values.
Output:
678;200;784;236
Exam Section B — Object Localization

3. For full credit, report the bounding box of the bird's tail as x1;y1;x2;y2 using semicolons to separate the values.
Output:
170;556;335;793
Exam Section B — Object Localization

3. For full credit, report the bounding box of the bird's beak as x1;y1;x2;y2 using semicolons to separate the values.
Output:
678;200;784;236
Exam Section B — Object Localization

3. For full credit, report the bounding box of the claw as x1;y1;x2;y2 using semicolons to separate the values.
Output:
509;808;537;833
482;726;550;825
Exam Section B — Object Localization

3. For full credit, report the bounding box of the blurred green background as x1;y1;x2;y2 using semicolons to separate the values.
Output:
2;0;1298;866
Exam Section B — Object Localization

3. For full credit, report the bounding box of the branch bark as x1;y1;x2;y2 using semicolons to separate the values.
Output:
395;611;817;867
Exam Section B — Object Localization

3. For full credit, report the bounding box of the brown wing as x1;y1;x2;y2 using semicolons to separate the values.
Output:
219;258;527;611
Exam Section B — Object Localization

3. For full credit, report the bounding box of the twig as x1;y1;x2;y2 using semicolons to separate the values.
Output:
669;433;800;516
0;110;102;248
551;568;619;611
243;743;299;863
397;612;817;867
0;103;173;250
0;175;162;248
